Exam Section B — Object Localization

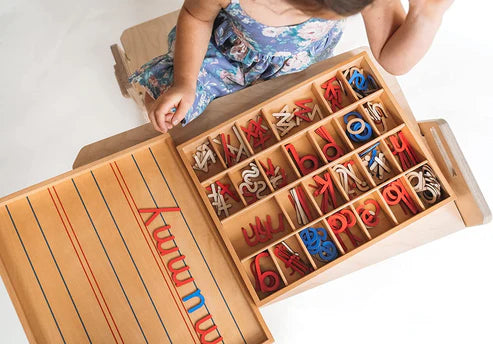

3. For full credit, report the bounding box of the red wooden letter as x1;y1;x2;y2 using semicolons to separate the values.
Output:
139;207;181;226
167;255;194;287
285;144;319;176
153;226;179;256
195;314;223;344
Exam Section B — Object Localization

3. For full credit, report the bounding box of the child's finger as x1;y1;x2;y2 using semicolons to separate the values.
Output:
171;101;190;126
165;113;174;123
155;112;168;133
148;110;161;133
154;97;176;118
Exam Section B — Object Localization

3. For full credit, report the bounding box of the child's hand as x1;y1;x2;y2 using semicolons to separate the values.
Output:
148;84;196;133
409;0;454;19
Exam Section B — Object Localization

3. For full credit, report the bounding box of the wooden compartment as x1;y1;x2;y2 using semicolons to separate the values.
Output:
203;174;245;220
361;91;403;135
384;126;425;172
271;234;315;284
275;184;320;230
222;198;292;260
325;207;370;253
257;147;299;191
335;108;377;148
262;83;329;139
406;164;450;209
243;251;286;300
299;221;342;268
210;124;252;168
182;137;224;182
341;55;381;100
331;155;373;200
301;169;346;215
229;161;272;205
353;191;397;238
380;176;423;223
309;120;351;163
283;134;324;177
357;140;400;186
313;71;357;113
236;110;279;153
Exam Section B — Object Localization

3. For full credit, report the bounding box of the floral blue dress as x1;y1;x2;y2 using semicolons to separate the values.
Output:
129;0;345;125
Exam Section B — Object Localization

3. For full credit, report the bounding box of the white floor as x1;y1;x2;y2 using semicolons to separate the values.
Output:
1;0;492;343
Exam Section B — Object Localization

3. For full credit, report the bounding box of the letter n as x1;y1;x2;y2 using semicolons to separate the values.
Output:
195;314;223;344
182;289;205;314
167;255;194;287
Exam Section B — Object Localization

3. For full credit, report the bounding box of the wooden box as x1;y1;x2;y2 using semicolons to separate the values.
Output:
0;13;490;344
174;51;483;306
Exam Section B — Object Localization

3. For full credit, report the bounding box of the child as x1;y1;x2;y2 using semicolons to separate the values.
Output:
130;0;453;133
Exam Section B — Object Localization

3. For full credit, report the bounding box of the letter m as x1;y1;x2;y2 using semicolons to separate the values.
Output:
153;226;179;256
167;255;194;287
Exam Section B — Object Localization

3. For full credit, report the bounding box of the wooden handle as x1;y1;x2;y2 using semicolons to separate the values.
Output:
418;119;491;227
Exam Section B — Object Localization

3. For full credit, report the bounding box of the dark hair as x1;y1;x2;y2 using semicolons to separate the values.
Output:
287;0;375;16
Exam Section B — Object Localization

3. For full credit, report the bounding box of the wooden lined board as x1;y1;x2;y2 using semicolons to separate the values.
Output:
0;135;272;344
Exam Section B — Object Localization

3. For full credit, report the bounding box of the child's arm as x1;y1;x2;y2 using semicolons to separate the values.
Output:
150;0;227;133
362;0;453;75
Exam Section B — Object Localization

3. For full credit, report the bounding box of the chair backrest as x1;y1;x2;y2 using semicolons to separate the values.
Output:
121;11;180;73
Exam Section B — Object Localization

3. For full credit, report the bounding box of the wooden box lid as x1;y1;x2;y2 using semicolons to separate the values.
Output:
0;135;272;344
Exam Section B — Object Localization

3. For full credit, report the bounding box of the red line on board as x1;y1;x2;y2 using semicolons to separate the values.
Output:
110;162;199;344
50;187;124;344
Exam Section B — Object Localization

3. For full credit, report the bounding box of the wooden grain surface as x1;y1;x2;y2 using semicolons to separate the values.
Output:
0;135;272;344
